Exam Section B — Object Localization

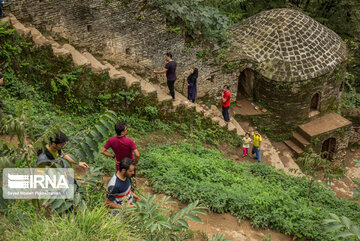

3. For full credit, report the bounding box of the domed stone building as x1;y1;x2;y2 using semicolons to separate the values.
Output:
221;8;352;160
224;8;347;130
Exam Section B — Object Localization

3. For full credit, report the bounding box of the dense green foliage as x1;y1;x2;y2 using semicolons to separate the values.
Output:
149;0;229;41
0;22;240;240
127;194;206;240
139;143;360;240
1;3;359;240
1;206;140;241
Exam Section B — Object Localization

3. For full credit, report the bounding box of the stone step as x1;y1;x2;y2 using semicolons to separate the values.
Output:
104;62;124;80
230;119;246;136
52;46;71;57
211;116;227;128
82;52;109;73
172;99;184;109
8;14;30;36
47;38;70;57
0;15;10;23
291;131;310;149
182;101;196;111
139;80;156;96
63;44;91;67
195;104;205;114
28;26;50;47
118;70;140;88
284;140;304;155
152;85;173;103
228;122;236;132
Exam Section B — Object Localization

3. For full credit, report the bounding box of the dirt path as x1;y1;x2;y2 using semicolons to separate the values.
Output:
0;134;32;147
95;173;292;240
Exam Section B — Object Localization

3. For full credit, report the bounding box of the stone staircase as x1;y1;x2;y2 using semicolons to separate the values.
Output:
2;13;246;135
2;14;304;176
285;113;352;155
284;130;310;155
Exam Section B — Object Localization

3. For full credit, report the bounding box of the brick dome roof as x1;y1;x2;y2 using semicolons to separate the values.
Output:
228;8;346;82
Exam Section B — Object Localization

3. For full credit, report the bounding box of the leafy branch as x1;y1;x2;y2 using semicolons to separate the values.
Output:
127;193;206;240
324;213;360;240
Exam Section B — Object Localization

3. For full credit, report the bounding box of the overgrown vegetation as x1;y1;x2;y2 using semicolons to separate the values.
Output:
148;0;229;42
1;205;140;241
0;20;241;240
139;143;360;240
1;2;360;240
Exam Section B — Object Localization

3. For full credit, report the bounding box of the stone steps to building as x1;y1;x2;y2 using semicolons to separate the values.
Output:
285;113;353;157
284;140;304;155
291;131;310;149
2;13;304;176
82;51;109;73
295;127;312;143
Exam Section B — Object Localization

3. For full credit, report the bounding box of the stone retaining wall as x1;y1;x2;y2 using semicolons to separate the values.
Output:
8;0;219;98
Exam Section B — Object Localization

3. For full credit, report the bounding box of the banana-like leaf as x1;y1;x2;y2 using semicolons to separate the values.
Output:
99;118;113;133
80;142;94;160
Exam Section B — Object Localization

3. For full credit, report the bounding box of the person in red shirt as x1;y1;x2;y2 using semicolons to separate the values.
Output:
101;122;140;171
221;85;231;122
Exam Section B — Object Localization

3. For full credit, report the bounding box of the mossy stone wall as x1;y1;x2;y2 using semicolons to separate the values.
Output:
241;63;345;138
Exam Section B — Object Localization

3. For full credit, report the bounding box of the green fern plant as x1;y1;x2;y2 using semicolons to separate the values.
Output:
127;193;206;241
44;110;117;213
0;101;62;169
44;166;104;213
324;213;360;240
0;104;117;213
211;232;232;241
63;110;117;166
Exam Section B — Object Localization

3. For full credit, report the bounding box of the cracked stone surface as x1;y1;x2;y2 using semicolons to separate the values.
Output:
229;8;346;82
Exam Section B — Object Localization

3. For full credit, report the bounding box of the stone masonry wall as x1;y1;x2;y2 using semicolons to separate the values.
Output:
342;108;360;147
9;0;221;98
231;62;345;132
311;126;352;164
8;0;347;138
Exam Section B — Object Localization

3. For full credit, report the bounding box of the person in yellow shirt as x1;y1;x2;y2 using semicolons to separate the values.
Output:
252;129;262;162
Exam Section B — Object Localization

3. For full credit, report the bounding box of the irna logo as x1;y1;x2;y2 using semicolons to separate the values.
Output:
7;173;69;189
3;168;74;199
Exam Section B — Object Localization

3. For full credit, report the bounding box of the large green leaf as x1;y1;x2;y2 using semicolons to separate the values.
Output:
333;231;354;239
341;216;351;229
85;136;98;151
99;118;114;133
66;153;79;164
90;130;103;141
80;142;94;160
94;124;108;138
73;149;87;162
185;214;202;223
176;218;189;229
51;199;65;212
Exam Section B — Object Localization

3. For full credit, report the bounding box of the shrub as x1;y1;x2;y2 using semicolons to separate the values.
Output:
2;206;140;241
149;0;229;42
139;143;360;240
